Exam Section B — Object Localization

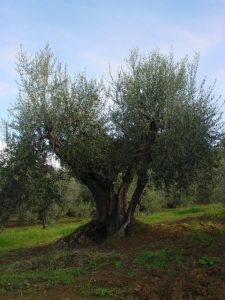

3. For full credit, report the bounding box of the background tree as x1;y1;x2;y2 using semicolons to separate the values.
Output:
196;137;225;204
0;124;67;228
63;177;94;218
7;46;220;241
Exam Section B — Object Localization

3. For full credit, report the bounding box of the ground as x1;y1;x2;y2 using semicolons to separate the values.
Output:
0;204;224;299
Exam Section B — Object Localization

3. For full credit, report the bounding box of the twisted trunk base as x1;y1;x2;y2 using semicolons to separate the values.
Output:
56;217;133;247
57;166;149;247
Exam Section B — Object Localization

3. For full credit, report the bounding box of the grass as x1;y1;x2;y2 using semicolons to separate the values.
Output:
133;247;184;270
0;203;223;254
137;203;224;224
95;287;126;298
0;219;86;253
95;287;113;297
80;285;126;298
198;255;222;266
0;268;80;289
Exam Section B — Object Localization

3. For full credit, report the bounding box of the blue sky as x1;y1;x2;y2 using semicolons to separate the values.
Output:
0;0;225;123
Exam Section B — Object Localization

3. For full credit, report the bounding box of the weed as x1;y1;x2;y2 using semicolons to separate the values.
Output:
94;287;126;298
133;249;167;269
0;268;80;290
198;255;222;266
95;287;113;297
128;270;138;278
80;283;92;296
186;228;222;249
78;251;124;273
114;259;124;269
189;220;198;229
133;248;184;270
114;288;126;296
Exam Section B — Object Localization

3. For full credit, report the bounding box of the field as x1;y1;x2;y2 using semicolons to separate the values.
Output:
0;203;224;299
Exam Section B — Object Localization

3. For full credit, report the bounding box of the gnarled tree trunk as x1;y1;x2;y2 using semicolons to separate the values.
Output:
56;121;157;246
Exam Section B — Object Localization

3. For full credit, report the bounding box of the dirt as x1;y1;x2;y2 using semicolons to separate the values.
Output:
2;287;100;300
1;216;225;300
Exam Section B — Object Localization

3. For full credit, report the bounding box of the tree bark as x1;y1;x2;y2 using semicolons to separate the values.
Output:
39;212;47;229
126;169;148;223
81;173;126;238
124;120;158;226
56;121;158;244
116;167;135;227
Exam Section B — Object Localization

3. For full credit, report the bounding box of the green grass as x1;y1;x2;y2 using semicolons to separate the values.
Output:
198;255;222;266
0;203;223;254
95;287;113;297
0;267;80;289
95;287;126;298
138;203;224;224
80;285;126;299
0;220;85;253
133;247;184;270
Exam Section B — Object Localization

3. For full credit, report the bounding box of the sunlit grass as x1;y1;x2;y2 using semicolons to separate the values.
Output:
137;203;224;224
0;203;223;253
0;220;85;253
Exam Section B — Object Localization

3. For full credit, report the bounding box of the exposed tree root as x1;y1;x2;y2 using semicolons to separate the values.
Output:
56;220;110;247
56;219;138;248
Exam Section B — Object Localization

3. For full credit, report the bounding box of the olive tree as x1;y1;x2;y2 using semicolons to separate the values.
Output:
10;46;220;241
0;124;67;228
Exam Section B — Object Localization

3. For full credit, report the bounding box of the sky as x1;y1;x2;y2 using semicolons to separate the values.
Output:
0;0;225;128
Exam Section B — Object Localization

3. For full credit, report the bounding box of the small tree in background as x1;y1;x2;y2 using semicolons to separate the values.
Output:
0;125;68;228
63;177;94;218
202;137;225;204
3;46;221;241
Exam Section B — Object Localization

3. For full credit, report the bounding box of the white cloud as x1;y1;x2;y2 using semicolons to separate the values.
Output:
78;15;225;79
154;16;225;57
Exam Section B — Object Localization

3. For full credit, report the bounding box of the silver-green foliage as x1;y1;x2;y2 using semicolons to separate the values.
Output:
112;50;220;187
